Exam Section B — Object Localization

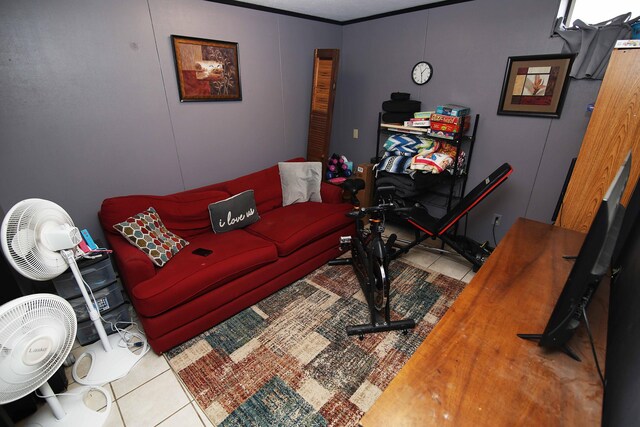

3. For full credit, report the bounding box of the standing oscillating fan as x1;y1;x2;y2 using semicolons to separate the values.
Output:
1;199;147;386
0;294;111;426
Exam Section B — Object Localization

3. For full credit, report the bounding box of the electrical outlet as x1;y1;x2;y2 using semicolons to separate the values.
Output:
353;128;359;139
492;214;502;226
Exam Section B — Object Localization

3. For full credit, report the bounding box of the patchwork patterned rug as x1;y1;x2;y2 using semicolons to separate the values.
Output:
165;258;467;426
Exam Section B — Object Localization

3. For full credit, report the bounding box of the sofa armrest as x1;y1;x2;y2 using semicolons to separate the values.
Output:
104;233;156;289
320;182;346;204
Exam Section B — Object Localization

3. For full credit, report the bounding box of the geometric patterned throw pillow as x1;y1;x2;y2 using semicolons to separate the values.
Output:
142;207;189;255
113;207;189;267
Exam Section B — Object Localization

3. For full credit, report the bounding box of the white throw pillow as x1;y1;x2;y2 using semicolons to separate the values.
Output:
278;162;323;207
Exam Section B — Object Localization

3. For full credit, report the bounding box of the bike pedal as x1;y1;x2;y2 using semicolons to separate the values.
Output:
339;235;352;250
385;233;397;252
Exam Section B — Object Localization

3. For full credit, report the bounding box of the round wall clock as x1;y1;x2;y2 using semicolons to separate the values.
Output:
412;61;433;85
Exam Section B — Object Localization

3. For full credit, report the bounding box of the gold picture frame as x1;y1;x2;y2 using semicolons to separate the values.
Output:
171;35;242;102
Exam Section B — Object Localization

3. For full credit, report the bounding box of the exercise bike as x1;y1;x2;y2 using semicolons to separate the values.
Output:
329;179;416;338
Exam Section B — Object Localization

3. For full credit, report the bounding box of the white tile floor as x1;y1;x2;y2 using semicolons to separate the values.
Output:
43;223;474;427
385;222;477;283
57;317;214;427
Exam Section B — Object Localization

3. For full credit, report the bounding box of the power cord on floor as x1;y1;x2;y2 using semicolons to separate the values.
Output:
582;305;605;388
35;387;101;399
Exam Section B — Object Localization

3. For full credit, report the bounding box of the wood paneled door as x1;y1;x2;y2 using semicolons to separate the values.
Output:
557;48;640;232
307;49;339;167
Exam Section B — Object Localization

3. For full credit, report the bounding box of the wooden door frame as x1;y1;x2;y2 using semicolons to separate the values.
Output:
307;48;340;168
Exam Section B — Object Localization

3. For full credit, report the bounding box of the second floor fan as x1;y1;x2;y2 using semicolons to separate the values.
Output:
0;293;111;426
1;199;147;386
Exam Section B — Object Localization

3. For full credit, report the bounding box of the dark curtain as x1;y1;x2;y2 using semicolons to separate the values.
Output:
553;13;639;79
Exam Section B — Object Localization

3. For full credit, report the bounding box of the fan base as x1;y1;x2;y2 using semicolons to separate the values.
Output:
72;332;147;386
22;386;110;427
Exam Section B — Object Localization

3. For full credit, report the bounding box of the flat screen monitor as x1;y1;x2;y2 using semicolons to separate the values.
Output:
518;152;631;360
602;183;640;426
611;174;640;269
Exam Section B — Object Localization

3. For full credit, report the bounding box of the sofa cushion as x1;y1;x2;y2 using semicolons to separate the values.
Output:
222;158;306;214
246;201;352;256
208;190;260;233
223;164;283;214
113;207;189;267
100;189;230;239
278;161;322;206
130;230;278;317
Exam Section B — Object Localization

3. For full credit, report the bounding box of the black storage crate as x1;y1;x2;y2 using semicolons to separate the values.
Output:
76;304;131;346
52;256;116;299
68;281;125;322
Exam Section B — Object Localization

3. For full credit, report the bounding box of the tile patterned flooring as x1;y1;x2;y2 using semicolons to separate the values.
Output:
50;224;475;427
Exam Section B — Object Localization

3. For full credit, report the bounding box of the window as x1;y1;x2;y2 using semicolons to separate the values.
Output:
558;0;638;26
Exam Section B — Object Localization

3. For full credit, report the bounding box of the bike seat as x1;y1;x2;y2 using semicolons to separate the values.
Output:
342;178;365;194
346;209;367;219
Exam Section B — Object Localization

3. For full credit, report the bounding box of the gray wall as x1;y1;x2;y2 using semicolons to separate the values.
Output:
1;0;600;249
0;0;341;243
332;0;601;243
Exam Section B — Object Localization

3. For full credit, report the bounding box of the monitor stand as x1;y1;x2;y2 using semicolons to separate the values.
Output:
516;333;581;362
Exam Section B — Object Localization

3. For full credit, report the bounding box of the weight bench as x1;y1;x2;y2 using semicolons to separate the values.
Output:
390;162;513;271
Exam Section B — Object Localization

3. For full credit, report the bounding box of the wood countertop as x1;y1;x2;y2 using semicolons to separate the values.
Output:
360;218;607;426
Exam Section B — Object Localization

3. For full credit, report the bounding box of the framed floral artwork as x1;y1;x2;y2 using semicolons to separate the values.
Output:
497;53;575;118
171;35;242;102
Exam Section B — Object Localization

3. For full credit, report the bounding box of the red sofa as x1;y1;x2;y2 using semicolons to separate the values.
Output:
99;158;353;353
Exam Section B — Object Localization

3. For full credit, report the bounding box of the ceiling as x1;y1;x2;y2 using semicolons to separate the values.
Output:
212;0;469;24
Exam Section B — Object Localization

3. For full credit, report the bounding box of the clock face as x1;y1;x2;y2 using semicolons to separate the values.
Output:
412;61;433;85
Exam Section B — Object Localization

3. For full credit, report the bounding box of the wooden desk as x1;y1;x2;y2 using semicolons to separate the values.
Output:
361;218;608;426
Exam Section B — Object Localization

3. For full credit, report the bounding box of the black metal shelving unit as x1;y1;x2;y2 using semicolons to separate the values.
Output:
374;112;479;216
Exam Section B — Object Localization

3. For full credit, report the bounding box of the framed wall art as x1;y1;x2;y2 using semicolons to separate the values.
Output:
497;53;575;118
171;35;242;102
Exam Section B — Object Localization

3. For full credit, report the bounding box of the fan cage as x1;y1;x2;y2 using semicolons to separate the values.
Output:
0;295;76;404
1;199;74;281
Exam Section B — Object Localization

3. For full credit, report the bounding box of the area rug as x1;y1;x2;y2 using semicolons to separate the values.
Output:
164;258;467;426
